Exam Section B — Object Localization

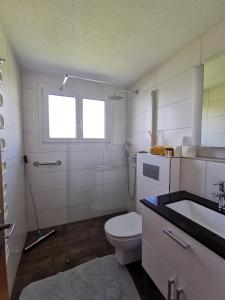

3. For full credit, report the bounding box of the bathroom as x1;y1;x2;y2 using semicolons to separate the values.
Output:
0;1;225;299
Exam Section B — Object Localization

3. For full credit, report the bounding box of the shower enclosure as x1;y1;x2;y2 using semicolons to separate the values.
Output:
23;76;129;266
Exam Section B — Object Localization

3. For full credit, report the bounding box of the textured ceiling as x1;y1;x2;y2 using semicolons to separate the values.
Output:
1;0;225;87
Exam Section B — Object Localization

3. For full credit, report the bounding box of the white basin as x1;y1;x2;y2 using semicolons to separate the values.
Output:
166;200;225;239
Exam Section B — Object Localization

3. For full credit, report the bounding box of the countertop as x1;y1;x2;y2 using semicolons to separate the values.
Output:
140;191;225;259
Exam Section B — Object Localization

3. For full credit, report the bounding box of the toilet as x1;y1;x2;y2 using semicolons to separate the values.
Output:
104;212;142;265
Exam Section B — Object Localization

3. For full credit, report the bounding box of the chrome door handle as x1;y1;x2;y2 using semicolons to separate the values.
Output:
0;223;15;239
167;278;175;300
176;288;183;300
163;229;189;249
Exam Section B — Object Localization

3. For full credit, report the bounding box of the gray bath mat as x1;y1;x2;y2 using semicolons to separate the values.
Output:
19;255;140;300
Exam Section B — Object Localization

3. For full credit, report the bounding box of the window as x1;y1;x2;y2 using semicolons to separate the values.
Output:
48;95;76;138
82;99;105;139
41;87;109;143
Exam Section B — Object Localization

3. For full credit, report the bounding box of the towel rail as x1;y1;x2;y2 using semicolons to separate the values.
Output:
33;160;62;167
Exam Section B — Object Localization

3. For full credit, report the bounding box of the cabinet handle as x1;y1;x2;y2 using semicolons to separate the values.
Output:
163;229;189;249
167;278;175;300
176;288;183;300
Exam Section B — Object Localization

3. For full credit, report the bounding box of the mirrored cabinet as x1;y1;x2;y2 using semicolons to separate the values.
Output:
201;53;225;147
193;52;225;149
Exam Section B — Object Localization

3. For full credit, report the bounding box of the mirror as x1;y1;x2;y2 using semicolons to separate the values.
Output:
201;53;225;147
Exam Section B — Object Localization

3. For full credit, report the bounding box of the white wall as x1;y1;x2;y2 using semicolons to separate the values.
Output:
180;158;225;202
22;72;127;231
128;19;225;159
0;24;26;295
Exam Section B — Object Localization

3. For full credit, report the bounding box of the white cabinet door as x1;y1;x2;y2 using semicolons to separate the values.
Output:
142;238;177;299
175;282;201;300
141;203;225;300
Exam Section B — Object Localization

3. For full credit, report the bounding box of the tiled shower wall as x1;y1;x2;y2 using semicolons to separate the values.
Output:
0;24;26;294
22;72;127;231
127;18;225;159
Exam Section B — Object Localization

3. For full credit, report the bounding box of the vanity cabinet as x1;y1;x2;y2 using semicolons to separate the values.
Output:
141;203;225;300
142;239;178;299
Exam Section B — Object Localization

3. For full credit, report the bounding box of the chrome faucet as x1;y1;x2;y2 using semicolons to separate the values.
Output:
212;181;225;210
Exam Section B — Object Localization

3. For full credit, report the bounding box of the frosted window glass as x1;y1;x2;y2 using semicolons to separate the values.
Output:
83;99;105;138
48;95;76;138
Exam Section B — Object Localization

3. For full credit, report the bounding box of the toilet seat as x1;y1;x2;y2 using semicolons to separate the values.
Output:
104;212;142;238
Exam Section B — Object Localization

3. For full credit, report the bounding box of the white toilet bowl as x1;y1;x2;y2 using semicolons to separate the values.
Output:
104;212;142;265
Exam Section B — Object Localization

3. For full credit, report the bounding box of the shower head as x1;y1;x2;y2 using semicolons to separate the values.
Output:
108;95;124;100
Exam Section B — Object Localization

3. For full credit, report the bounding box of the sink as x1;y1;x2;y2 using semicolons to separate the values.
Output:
166;200;225;239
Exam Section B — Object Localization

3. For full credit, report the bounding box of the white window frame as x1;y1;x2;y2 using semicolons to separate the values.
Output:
40;87;110;143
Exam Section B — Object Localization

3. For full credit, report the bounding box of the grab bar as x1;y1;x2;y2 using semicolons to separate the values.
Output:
33;160;62;167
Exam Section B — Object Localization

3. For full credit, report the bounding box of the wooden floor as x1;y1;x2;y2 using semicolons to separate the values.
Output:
11;213;164;300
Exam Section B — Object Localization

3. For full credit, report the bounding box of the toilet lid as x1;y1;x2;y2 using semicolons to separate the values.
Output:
104;212;142;238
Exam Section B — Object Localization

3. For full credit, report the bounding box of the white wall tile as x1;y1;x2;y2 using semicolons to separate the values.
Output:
22;88;38;111
127;111;151;134
103;182;126;201
158;98;192;130
23;110;38;131
68;204;92;223
112;99;127;117
180;158;206;196
157;69;193;107
127;131;151;152
70;169;104;188
103;166;126;184
23;131;40;153
27;208;67;231
104;149;126;167
127;91;152;116
112;132;126;145
70;150;103;170
26;170;67;193
158;128;192;146
26;189;67;213
69;185;103;206
206;161;225;201
113;116;126;134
